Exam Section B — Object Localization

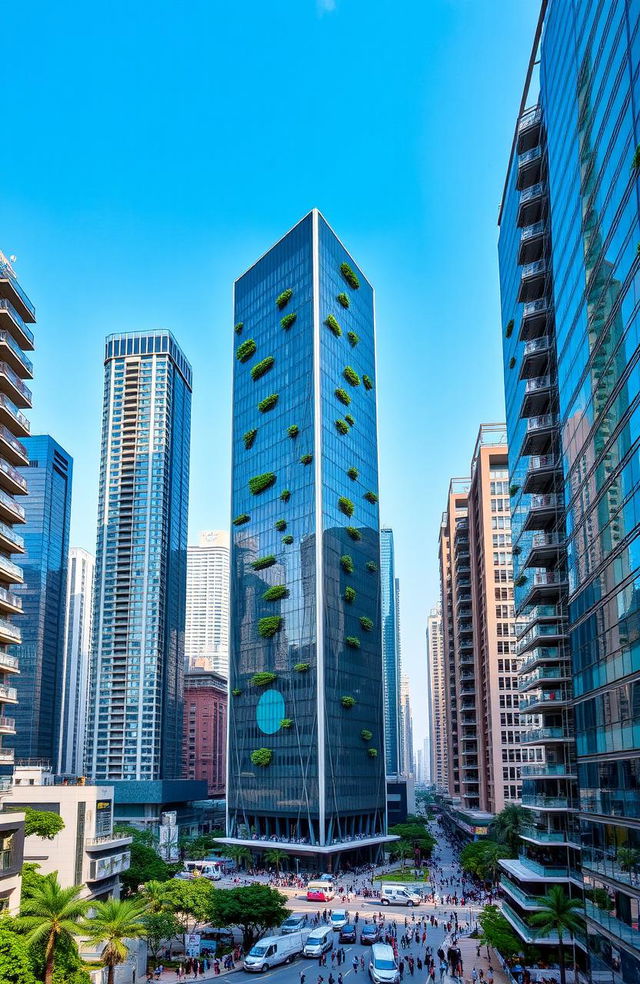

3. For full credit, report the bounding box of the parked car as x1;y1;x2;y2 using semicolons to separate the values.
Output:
303;925;334;958
379;885;422;907
281;914;307;935
243;931;308;972
330;909;349;931
339;924;357;943
369;943;400;984
360;923;383;944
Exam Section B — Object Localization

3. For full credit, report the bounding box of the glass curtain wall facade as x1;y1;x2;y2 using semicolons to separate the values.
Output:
380;528;401;775
10;436;72;764
185;530;230;675
227;211;387;864
87;332;192;782
58;547;95;775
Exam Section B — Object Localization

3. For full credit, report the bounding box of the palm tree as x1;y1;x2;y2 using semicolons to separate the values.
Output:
396;840;414;870
82;898;148;984
530;886;583;984
139;880;171;913
227;845;253;870
264;849;287;874
17;875;89;984
493;804;528;856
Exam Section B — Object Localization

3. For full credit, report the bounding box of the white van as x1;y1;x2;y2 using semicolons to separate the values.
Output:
330;909;349;930
369;943;400;984
243;931;308;972
380;885;421;907
303;925;333;957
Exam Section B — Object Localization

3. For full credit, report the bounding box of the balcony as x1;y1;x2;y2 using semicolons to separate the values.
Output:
0;395;30;438
0;488;25;526
517;145;543;190
521;570;569;606
0;428;27;471
519;664;570;692
0;554;24;585
87;851;131;881
85;833;132;851
0;363;32;409
520;763;576;779
517;182;546;227
0;299;34;351
522;413;557;457
521;375;552;418
0;684;17;704
502;901;561;944
520;338;552;383
500;876;545;910
0;716;15;734
519;298;550;341
520;826;580;848
523;532;563;569
520;689;569;713
584;903;639;949
0;617;20;645
521;793;575;810
523;493;562;531
0;651;19;673
517;106;542;154
0;520;24;556
0;258;36;325
0;748;14;765
0;332;32;381
518;259;547;303
519;220;546;265
523;454;560;495
520;726;572;744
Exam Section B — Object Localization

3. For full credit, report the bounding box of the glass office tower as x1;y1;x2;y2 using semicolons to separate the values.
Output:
226;210;389;867
87;332;192;782
10;436;72;764
499;1;640;978
380;528;401;775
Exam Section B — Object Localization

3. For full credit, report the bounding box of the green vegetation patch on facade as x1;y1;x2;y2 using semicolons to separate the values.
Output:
280;489;291;502
257;616;283;639
300;453;313;465
364;490;378;504
341;555;354;574
258;394;279;413
274;519;287;532
505;319;514;338
236;339;257;363
343;365;360;386
340;695;357;709
233;514;250;526
251;748;272;767
337;292;350;308
340;262;360;290
366;561;378;573
251;671;278;686
514;574;528;587
335;419;349;435
249;472;277;495
294;662;311;672
280;718;293;729
251;555;276;571
234;323;244;335
346;636;361;648
363;374;373;391
345;414;355;427
288;424;299;439
344;586;356;603
325;314;342;337
346;526;361;541
368;747;378;758
243;428;258;449
347;331;359;348
360;729;373;741
231;688;242;697
338;496;355;517
335;387;351;406
276;288;293;310
281;313;297;331
509;356;516;369
359;616;374;632
347;467;359;480
282;534;294;544
251;356;275;381
262;584;289;602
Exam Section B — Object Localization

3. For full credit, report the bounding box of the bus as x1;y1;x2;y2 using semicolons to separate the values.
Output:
306;880;335;902
181;860;223;880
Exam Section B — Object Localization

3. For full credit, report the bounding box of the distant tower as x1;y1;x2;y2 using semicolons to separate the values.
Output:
185;531;230;676
58;547;94;775
380;529;401;775
426;603;447;789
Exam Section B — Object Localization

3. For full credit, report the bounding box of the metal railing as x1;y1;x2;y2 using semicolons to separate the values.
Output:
519;665;566;690
521;259;546;279
0;554;24;582
523;298;548;318
0;363;31;404
520;182;545;204
0;618;20;642
518;106;542;131
518;146;542;167
520;220;545;243
0;487;25;521
0;395;30;433
0;685;18;702
525;375;551;393
520;727;569;743
0;425;27;463
520;690;568;711
0;519;23;551
523;338;551;357
0;651;19;670
0;458;27;493
0;332;32;376
521;794;571;808
529;493;561;510
0;259;36;319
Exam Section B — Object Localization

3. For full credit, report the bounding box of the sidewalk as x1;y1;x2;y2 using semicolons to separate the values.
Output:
144;966;240;983
444;934;511;984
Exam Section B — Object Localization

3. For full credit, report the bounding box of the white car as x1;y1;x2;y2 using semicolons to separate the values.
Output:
243;931;308;972
369;943;400;984
380;885;421;906
330;909;348;930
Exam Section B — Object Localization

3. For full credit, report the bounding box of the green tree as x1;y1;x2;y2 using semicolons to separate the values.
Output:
17;875;89;984
165;879;216;934
492;804;528;856
119;829;177;896
530;886;583;984
226;846;253;870
142;911;182;964
618;847;640;873
460;840;509;884
210;884;290;948
478;904;521;957
264;849;287;874
22;809;65;841
139;880;172;913
82;898;148;984
0;927;37;984
388;823;436;858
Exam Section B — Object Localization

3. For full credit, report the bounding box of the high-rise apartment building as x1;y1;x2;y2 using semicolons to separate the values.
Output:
426;603;448;791
380;528;401;775
226;210;389;866
182;668;227;797
10;436;72;764
58;547;94;775
399;673;414;778
185;530;230;676
87;332;192;782
0;251;36;910
497;2;640;975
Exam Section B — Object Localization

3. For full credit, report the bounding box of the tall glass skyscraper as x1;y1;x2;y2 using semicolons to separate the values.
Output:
10;435;72;764
87;332;192;782
380;528;401;775
58;547;94;775
185;530;230;675
499;1;640;977
226;210;389;867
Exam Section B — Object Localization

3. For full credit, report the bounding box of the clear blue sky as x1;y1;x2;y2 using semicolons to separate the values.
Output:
1;0;538;750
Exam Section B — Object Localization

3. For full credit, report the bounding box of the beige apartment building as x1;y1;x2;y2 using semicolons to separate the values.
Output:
439;425;523;819
426;603;448;791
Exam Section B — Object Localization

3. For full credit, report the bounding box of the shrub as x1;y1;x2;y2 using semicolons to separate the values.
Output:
366;561;378;573
280;489;291;502
251;356;275;381
509;356;516;369
233;513;250;526
263;584;289;602
514;574;528;587
345;414;355;427
368;747;378;758
282;534;294;544
281;313;297;330
288;424;299;438
341;695;356;708
509;484;520;496
346;526;361;541
360;616;374;631
364;490;378;504
243;428;257;449
251;555;276;570
251;671;278;686
335;387;351;406
276;288;293;310
274;519;287;531
505;319;514;338
280;718;293;729
300;453;313;465
294;662;311;672
232;688;242;697
251;748;272;767
337;292;350;308
347;467;359;480
346;636;361;648
512;545;521;556
347;331;359;347
341;555;354;574
249;472;276;495
344;586;356;603
343;365;360;386
340;262;360;289
335;419;349;435
325;314;342;337
360;729;373;741
258;617;283;639
236;339;257;362
363;374;373;390
234;322;244;335
338;496;355;517
632;145;640;170
258;393;279;413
